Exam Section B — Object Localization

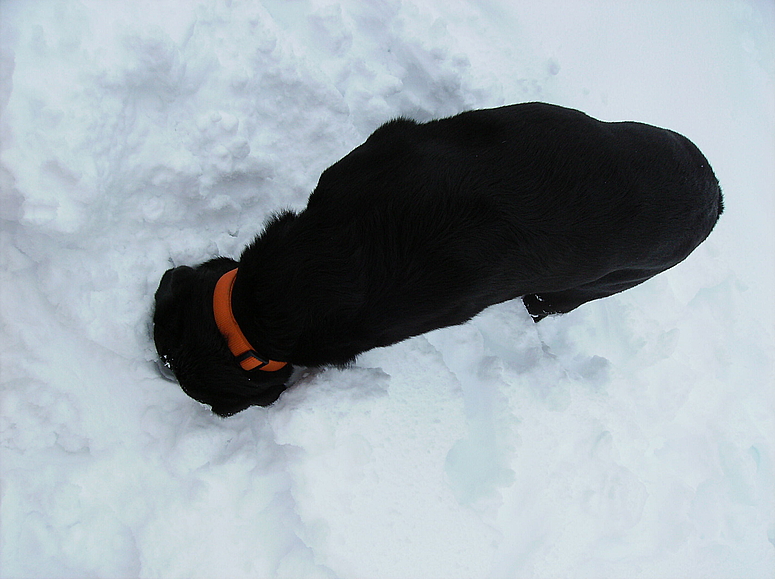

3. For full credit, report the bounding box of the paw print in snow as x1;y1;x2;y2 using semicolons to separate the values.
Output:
196;111;251;177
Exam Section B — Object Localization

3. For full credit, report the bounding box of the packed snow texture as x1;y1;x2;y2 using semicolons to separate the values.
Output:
1;0;774;577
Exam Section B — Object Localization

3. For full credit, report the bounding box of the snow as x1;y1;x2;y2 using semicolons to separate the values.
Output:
1;0;773;577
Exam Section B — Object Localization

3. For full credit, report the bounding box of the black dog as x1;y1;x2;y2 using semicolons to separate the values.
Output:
153;102;722;416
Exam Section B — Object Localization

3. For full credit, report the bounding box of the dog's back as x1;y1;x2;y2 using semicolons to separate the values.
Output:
293;103;722;321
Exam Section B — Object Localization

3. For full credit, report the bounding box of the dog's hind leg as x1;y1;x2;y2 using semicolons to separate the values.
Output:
523;268;659;322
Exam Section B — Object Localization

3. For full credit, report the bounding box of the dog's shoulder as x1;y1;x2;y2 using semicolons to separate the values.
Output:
308;118;421;206
368;116;420;142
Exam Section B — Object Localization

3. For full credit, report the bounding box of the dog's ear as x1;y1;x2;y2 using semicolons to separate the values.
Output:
208;383;288;417
155;266;195;308
179;355;292;417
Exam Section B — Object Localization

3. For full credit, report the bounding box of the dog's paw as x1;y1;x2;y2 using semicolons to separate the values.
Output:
522;294;550;322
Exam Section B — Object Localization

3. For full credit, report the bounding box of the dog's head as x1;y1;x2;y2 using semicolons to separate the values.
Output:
152;258;291;417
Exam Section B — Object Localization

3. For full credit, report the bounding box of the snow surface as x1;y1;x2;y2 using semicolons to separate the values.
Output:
1;0;774;577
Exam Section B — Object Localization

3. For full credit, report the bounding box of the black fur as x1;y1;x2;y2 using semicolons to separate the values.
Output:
153;103;723;416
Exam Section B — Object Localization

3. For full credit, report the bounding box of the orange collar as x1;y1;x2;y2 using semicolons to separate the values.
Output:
213;268;287;372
